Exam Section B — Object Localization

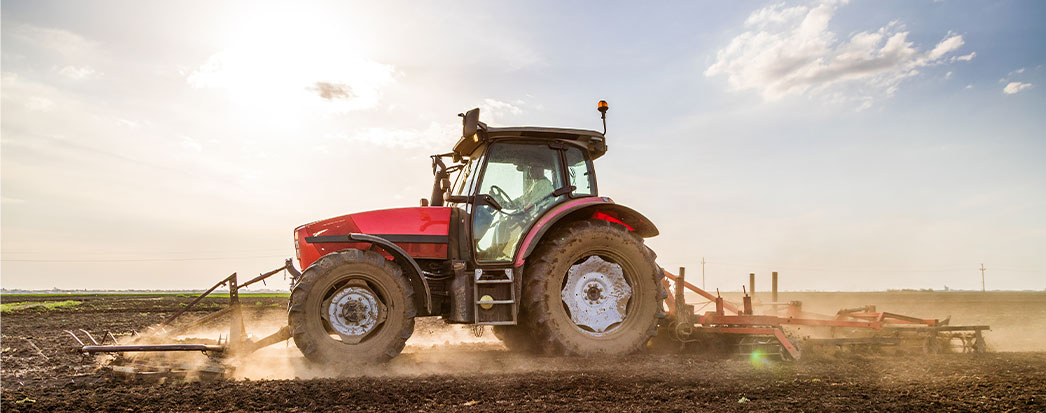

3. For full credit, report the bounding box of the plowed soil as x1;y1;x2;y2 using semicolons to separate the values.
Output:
2;294;1044;412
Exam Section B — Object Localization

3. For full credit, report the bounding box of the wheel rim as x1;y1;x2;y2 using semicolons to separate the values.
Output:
560;255;632;335
320;279;387;344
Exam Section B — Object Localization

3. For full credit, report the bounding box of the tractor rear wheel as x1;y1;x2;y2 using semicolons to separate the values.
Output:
522;219;666;355
288;249;415;365
492;315;537;353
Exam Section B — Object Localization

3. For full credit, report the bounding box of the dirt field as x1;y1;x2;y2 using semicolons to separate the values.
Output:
2;293;1044;411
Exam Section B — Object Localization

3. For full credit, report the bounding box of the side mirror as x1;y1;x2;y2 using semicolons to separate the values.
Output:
461;108;480;141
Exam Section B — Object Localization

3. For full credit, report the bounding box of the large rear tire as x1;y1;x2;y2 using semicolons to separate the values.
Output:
522;219;666;355
491;315;538;353
288;249;415;365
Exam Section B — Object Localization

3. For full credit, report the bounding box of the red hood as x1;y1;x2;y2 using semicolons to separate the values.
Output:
294;207;452;269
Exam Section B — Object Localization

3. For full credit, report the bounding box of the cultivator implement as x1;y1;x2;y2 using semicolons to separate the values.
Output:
66;260;301;378
661;268;990;359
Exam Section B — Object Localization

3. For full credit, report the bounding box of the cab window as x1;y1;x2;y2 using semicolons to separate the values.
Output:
565;146;595;196
472;142;565;262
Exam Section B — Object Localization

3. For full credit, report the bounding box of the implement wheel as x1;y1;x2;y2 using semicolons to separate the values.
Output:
288;249;415;364
522;219;666;355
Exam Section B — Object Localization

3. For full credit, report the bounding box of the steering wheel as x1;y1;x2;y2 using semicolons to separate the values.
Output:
488;185;515;209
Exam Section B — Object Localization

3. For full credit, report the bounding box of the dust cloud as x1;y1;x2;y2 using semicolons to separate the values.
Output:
116;308;554;381
107;290;1044;382
231;316;553;380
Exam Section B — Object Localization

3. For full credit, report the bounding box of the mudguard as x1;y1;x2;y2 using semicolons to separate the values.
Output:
513;197;659;267
305;233;432;314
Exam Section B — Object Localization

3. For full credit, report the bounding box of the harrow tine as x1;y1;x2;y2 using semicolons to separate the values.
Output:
106;331;119;345
64;330;86;347
24;339;49;360
79;329;100;345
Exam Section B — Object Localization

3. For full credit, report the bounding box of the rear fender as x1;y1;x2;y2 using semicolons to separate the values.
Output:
304;234;432;315
513;197;658;267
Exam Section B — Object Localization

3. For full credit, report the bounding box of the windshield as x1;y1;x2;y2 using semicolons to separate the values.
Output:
450;147;485;198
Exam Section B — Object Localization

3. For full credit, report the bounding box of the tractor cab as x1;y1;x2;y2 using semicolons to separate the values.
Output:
435;108;607;264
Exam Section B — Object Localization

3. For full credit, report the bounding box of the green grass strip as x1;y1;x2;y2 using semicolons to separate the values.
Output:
0;300;83;313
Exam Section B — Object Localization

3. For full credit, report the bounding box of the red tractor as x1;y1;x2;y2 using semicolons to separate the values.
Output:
288;102;667;364
67;102;991;369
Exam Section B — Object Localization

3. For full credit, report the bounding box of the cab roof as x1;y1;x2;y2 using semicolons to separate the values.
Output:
452;125;607;160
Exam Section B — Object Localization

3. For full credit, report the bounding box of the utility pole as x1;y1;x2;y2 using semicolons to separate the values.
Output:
701;257;706;289
980;263;987;292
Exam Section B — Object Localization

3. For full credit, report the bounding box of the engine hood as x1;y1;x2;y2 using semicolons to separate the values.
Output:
294;207;453;269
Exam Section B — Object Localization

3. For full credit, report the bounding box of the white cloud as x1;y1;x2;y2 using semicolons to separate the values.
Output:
25;96;55;111
744;3;808;28
706;1;973;107
56;65;96;80
945;71;952;79
1003;82;1033;95
479;98;525;125
179;136;203;152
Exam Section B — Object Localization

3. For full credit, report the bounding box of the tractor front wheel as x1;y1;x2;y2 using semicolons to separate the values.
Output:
522;219;666;355
288;249;415;365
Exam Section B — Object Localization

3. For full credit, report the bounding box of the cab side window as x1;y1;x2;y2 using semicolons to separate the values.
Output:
565;146;595;196
472;142;565;262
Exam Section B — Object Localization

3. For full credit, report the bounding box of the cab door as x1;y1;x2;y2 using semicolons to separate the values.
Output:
471;142;566;263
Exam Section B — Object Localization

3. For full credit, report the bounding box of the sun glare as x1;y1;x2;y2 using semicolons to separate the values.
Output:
188;4;394;120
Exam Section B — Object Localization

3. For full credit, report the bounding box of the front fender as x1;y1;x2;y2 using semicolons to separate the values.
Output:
513;197;658;266
304;233;432;315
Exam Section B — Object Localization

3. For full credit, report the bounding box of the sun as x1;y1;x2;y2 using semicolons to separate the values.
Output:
188;4;394;121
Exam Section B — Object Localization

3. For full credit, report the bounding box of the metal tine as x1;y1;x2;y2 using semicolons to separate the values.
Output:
131;329;140;337
79;329;100;345
106;331;119;345
64;330;86;347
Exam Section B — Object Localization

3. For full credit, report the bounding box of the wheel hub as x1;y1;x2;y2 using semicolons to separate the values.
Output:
561;256;631;335
340;300;367;323
322;282;387;344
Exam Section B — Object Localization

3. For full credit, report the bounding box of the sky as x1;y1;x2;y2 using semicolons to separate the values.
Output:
1;0;1044;291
